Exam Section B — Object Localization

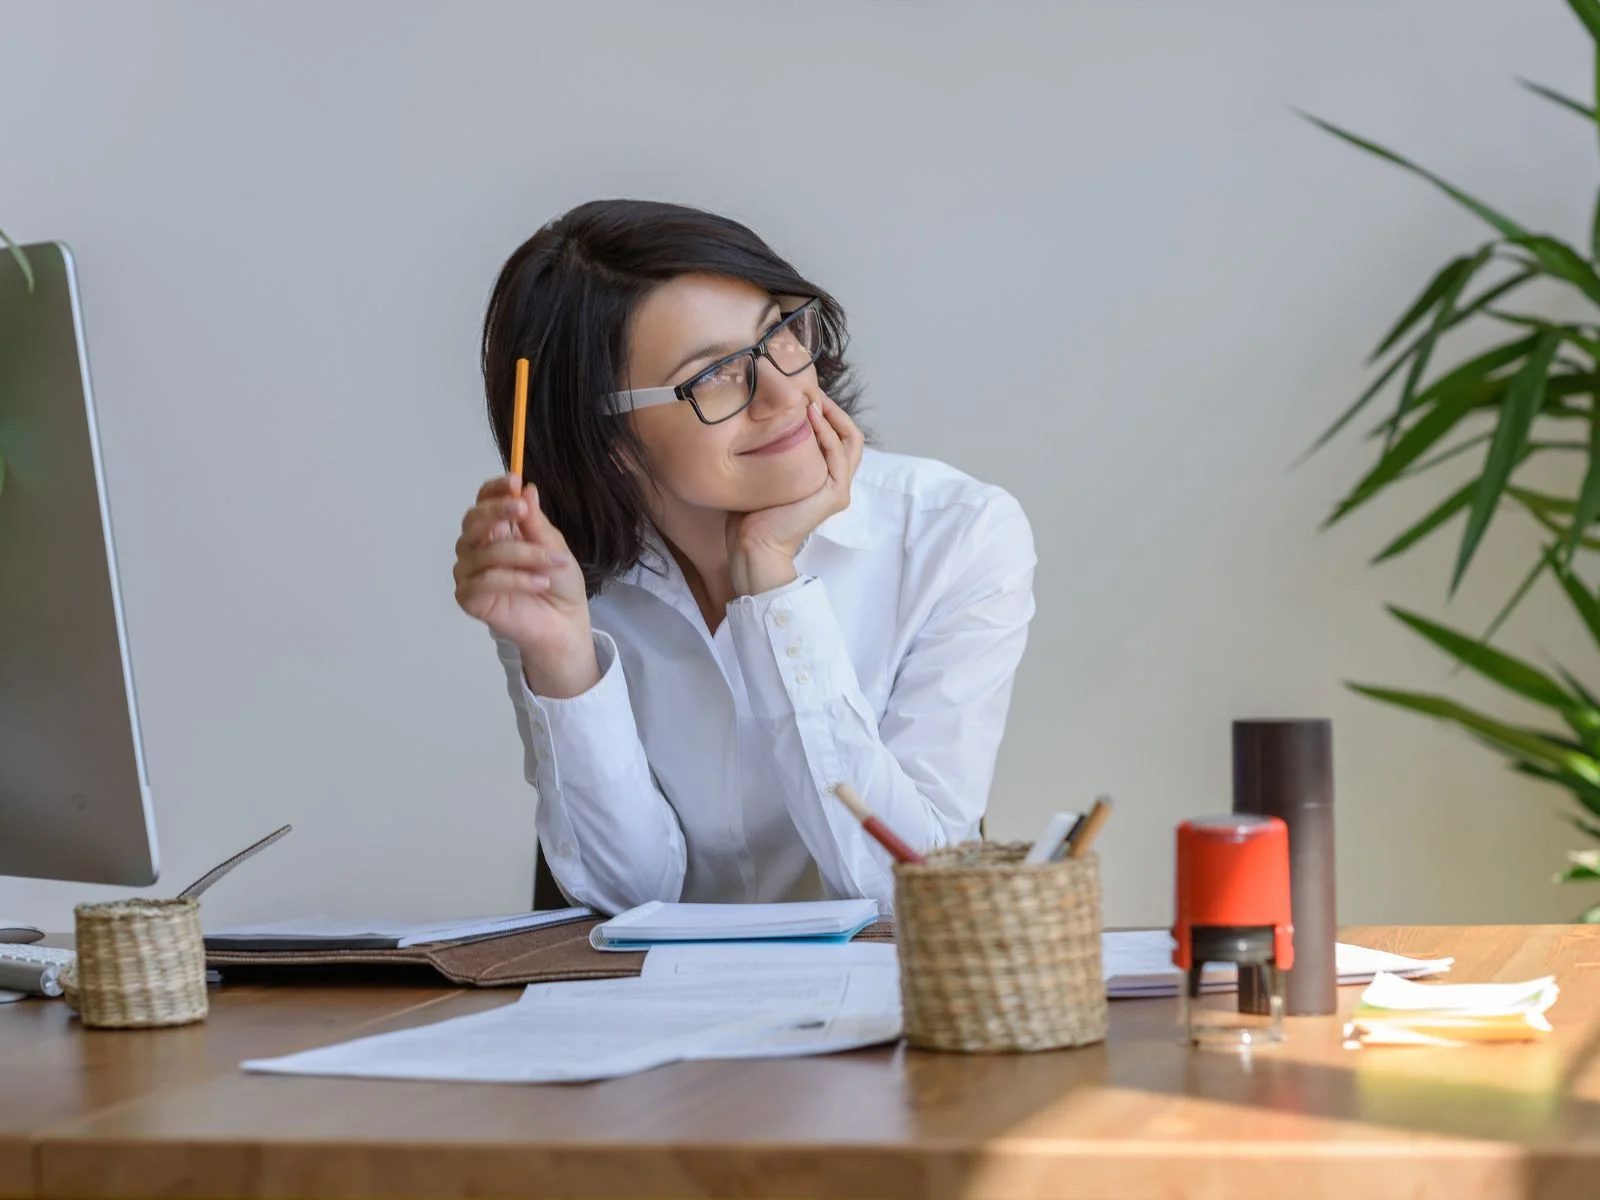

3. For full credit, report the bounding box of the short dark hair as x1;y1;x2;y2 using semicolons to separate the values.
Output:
480;199;861;597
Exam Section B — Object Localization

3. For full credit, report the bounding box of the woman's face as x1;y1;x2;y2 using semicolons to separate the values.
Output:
623;273;829;516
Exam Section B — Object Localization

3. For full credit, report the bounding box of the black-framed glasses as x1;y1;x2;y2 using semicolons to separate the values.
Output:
605;299;823;425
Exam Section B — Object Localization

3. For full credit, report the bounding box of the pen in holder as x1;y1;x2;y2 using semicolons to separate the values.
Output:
893;841;1108;1053
60;823;292;1029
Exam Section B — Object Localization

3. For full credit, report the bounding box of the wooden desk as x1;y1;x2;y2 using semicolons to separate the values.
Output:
7;926;1600;1200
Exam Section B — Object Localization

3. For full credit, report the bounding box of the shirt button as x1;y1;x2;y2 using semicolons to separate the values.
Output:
773;610;791;628
531;721;544;737
796;670;811;685
786;644;802;658
558;841;575;859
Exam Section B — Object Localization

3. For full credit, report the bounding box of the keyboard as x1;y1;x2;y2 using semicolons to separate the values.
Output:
0;943;74;997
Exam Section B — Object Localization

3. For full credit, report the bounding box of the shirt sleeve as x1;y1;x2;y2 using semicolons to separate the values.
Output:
496;630;686;915
725;491;1037;912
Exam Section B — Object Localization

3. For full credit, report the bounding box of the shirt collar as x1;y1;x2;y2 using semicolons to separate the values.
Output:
806;491;880;551
613;486;882;598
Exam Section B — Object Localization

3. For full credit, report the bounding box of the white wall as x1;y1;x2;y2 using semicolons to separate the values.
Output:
2;0;1594;931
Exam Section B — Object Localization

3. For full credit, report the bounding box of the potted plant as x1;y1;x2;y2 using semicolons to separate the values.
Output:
1311;0;1600;915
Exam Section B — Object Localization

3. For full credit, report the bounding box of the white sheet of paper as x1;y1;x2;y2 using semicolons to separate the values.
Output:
241;995;802;1084
592;942;901;1058
243;943;903;1084
640;939;899;978
1102;930;1454;998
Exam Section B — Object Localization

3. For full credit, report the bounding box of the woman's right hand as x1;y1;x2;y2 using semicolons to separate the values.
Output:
453;475;601;698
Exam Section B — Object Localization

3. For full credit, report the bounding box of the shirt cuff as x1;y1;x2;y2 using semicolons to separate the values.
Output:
515;631;644;791
726;576;858;720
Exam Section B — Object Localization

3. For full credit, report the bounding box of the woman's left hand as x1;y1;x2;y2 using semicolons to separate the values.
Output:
728;395;865;596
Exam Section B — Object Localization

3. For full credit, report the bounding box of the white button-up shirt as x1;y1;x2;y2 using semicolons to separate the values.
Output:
496;448;1036;916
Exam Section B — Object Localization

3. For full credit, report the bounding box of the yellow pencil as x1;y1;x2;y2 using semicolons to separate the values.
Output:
510;357;529;481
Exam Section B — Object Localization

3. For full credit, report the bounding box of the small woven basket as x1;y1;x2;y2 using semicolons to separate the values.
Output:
894;841;1107;1053
61;898;208;1029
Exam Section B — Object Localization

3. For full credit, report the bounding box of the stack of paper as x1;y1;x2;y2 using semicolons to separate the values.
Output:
589;899;878;951
1344;972;1560;1047
241;941;900;1084
1102;930;1453;998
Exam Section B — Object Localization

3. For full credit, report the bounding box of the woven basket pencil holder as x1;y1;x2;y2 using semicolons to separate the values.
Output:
61;898;208;1029
894;841;1107;1053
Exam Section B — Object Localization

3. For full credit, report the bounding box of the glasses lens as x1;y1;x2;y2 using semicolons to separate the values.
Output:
687;354;754;422
766;306;821;375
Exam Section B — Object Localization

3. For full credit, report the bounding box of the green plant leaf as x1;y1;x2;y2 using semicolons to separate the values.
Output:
1454;331;1563;592
1369;439;1568;561
1592;183;1600;263
1516;761;1600;818
1565;705;1600;746
1350;683;1600;784
1366;252;1478;365
1399;332;1543;425
1388;247;1496;450
1303;268;1539;462
1559;850;1600;883
1557;564;1600;646
1404;434;1582;480
1367;333;1538;441
1554;374;1600;395
1479;542;1562;649
1302;339;1423;462
1401;432;1494;479
1561;805;1600;840
1464;264;1542;314
1371;373;1593;441
1576;0;1600;161
1568;402;1600;564
1305;111;1600;302
1386;605;1575;709
1330;355;1521;524
1541;728;1595;755
1561;666;1600;714
1508;235;1600;306
1487;311;1600;360
1371;480;1475;563
1514;492;1600;551
1511;486;1580;516
1570;0;1600;42
1579;902;1600;921
1568;0;1600;40
0;227;32;294
1518;76;1599;120
1301;113;1534;240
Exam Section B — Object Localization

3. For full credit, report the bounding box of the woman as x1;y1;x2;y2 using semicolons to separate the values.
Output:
453;199;1036;916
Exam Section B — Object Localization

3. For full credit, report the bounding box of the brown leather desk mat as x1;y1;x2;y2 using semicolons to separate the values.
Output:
206;917;896;988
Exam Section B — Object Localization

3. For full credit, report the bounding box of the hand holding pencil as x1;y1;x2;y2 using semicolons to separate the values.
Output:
452;358;600;698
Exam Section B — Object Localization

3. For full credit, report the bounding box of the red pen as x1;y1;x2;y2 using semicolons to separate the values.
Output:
831;783;926;866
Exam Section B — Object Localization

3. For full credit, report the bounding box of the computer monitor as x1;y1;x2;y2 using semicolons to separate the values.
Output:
0;241;159;885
